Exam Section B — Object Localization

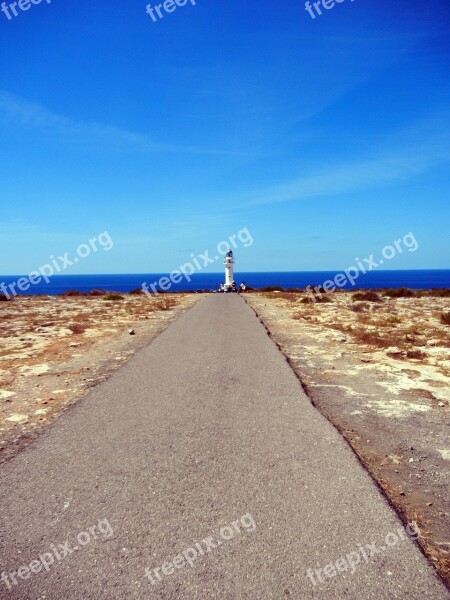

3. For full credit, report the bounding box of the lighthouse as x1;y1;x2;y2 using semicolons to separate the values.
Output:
224;249;235;292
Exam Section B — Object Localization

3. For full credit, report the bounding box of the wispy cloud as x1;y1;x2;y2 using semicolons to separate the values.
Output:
0;91;238;156
237;119;450;208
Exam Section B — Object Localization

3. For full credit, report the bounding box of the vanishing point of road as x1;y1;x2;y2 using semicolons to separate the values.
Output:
0;295;448;599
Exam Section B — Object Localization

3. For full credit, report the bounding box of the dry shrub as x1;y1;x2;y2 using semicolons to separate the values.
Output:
152;298;177;311
162;299;177;310
406;350;427;360
60;290;84;297
441;312;450;326
351;302;369;313
377;316;402;327
417;289;450;298
353;291;382;303
353;329;397;348
70;314;89;323
356;314;372;325
276;293;301;302
383;288;416;298
301;295;333;304
67;324;86;335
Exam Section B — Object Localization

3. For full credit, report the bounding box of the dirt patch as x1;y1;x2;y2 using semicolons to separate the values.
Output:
0;293;201;464
245;290;450;587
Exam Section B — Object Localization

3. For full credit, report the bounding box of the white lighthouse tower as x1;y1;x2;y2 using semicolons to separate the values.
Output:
224;250;235;292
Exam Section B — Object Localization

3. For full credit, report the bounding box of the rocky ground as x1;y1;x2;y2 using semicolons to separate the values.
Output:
0;292;200;464
245;289;450;587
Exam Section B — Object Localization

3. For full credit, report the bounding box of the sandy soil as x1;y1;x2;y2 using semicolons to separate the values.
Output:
0;293;200;464
245;290;450;587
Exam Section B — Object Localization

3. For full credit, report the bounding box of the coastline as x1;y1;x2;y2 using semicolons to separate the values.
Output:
1;269;449;298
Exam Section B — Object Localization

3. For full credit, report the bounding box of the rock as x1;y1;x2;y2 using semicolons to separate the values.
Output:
6;414;28;424
438;402;445;407
129;329;136;336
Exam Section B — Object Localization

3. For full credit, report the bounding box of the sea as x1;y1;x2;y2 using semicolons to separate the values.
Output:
0;270;449;296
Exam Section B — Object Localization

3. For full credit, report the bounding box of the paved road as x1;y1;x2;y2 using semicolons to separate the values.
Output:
0;295;448;599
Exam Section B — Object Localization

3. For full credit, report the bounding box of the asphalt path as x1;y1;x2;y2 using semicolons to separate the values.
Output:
0;294;448;599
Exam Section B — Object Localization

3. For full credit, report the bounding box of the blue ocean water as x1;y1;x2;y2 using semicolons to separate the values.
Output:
0;270;449;296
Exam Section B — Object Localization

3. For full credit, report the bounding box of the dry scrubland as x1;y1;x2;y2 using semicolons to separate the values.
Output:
0;292;200;463
245;288;450;587
1;287;449;586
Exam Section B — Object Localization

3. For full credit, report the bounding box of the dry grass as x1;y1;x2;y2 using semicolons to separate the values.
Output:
0;294;191;380
257;290;450;358
353;329;397;348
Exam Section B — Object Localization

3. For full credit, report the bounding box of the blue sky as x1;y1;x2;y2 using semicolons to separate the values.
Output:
0;0;449;274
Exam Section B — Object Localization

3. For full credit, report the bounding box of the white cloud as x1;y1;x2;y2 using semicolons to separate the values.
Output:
0;91;237;156
238;120;450;207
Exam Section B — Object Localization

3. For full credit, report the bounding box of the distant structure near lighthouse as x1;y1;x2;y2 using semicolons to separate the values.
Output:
224;249;235;292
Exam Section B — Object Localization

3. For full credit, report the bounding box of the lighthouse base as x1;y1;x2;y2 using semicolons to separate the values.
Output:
220;283;238;293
